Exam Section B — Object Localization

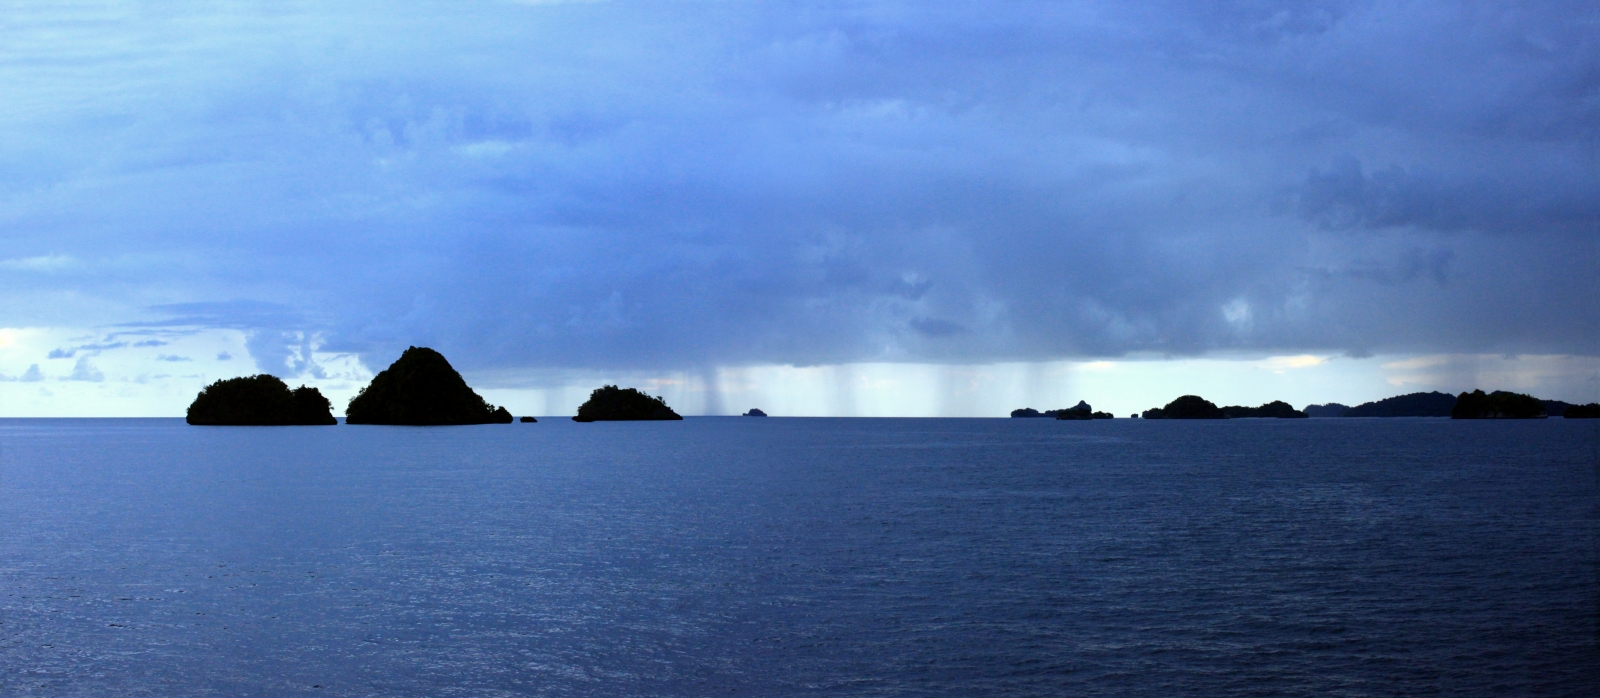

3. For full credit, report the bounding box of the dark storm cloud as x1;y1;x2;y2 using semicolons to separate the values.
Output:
0;1;1594;377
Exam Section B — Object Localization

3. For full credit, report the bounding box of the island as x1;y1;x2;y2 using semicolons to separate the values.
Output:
573;385;683;422
186;374;338;426
743;408;768;417
1012;404;1111;418
344;346;514;425
520;416;538;423
1303;403;1351;418
1221;400;1307;418
1450;389;1547;419
1343;391;1456;417
1566;403;1600;418
1049;400;1114;420
1141;395;1225;419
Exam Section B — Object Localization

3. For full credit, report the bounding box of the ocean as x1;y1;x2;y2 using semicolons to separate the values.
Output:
1;417;1595;696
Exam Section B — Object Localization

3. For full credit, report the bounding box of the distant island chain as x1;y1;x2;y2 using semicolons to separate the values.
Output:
186;346;1600;426
1013;391;1599;420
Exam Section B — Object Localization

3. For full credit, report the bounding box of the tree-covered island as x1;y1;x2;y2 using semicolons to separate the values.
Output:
1141;395;1225;419
1450;390;1548;419
573;385;683;421
345;346;513;425
186;374;337;425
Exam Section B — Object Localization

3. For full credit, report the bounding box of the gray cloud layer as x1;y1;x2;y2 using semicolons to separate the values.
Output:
1;1;1595;376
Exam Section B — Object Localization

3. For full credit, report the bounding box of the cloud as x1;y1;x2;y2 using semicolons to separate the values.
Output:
47;348;75;359
156;354;192;362
18;364;44;382
64;357;104;382
0;1;1593;377
0;255;77;272
217;351;233;361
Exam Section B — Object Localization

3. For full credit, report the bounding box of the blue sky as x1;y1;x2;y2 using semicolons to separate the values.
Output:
1;1;1596;416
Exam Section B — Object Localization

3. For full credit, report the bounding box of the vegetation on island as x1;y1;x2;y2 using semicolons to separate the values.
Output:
1053;401;1113;420
1536;399;1581;417
1221;400;1307;418
345;346;513;426
1142;395;1225;419
743;408;768;417
1017;389;1598;422
1303;403;1351;418
520;416;537;423
1450;390;1548;419
186;374;337;426
1343;392;1456;417
573;385;683;422
1011;402;1111;419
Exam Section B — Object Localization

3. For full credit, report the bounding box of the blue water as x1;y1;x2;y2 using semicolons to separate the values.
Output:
0;417;1595;696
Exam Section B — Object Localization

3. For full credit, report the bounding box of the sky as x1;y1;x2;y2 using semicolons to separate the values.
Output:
1;0;1597;417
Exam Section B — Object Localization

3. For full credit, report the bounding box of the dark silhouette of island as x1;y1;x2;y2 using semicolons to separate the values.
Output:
520;416;537;423
1342;391;1455;417
1451;390;1548;419
1142;395;1225;419
1221;401;1307;418
1566;403;1600;418
186;374;337;425
345;346;513;425
1056;400;1093;420
1303;403;1351;418
1049;400;1114;420
573;385;683;422
743;408;768;417
1012;402;1112;418
1538;400;1576;417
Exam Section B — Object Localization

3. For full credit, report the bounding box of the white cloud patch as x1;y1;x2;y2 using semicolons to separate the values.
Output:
0;255;77;272
64;357;104;382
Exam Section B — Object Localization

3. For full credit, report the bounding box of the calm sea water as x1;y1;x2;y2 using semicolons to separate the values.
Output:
0;417;1595;696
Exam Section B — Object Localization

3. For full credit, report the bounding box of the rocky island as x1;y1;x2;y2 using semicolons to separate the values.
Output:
1141;395;1225;419
743;408;767;417
345;346;513;425
573;385;683;422
1450;390;1548;419
186;374;338;426
1052;400;1113;419
1303;403;1351;417
1221;400;1307;418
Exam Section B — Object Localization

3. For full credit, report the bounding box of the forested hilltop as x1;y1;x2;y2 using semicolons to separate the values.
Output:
1306;391;1597;419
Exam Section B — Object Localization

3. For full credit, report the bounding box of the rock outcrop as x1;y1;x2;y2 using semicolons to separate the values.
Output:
186;374;337;426
743;408;768;417
345;347;512;425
